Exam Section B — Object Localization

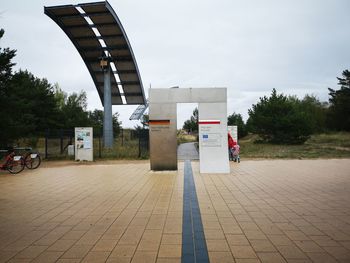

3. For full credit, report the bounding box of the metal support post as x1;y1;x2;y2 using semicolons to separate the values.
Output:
103;65;114;148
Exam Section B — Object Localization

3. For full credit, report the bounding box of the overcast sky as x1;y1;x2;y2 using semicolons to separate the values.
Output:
1;0;349;128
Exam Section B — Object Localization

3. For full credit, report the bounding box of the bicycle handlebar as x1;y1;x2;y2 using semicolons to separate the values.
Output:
0;147;33;152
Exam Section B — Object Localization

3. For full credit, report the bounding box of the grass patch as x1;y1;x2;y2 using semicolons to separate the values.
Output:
177;130;198;145
239;132;350;159
93;139;149;160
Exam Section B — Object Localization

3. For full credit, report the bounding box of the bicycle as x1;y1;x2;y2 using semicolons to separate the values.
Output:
13;147;41;169
23;150;41;169
0;148;25;174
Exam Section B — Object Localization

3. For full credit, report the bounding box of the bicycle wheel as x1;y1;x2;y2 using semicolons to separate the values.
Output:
7;156;25;174
25;153;41;169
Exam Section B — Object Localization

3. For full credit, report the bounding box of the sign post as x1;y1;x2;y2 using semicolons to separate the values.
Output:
75;127;93;161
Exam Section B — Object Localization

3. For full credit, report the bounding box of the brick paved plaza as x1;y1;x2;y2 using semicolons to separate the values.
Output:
0;159;350;262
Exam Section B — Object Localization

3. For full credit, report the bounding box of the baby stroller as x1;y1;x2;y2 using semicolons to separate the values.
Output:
230;145;240;163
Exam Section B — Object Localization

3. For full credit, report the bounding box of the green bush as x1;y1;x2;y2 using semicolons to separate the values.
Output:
248;89;313;144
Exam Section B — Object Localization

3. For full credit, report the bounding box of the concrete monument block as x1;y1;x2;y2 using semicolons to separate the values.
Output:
149;88;229;173
198;103;230;173
149;103;177;170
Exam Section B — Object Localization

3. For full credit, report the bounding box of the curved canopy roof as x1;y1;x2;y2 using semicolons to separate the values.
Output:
45;1;145;105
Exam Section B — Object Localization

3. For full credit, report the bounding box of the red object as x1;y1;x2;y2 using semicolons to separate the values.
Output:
149;119;170;125
228;133;237;148
198;120;220;125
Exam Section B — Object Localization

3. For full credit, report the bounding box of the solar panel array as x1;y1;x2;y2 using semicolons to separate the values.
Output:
45;1;146;105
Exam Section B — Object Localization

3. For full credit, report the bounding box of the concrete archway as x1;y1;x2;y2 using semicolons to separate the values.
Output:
149;88;229;173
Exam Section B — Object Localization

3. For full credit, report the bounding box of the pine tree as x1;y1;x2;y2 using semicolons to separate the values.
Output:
327;70;350;131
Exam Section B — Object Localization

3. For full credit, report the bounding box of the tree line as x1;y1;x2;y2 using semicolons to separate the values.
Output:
2;27;349;147
183;70;350;144
0;29;120;147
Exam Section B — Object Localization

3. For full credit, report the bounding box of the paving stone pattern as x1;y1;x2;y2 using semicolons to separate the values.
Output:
177;143;199;160
0;159;349;262
193;159;350;263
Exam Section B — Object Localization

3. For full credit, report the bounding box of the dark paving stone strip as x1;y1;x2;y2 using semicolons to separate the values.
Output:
182;160;209;263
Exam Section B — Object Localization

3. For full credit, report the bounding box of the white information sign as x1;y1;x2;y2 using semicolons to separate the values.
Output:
75;127;93;161
201;133;222;147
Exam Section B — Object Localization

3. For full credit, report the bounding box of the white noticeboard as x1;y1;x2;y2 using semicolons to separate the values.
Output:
228;125;238;142
75;127;93;161
201;133;222;147
200;120;222;148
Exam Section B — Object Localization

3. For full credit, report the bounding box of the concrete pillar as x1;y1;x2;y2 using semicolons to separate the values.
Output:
198;102;229;173
103;67;114;148
149;102;177;170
